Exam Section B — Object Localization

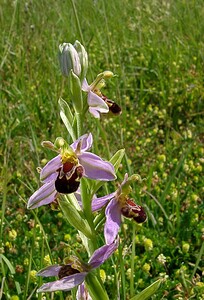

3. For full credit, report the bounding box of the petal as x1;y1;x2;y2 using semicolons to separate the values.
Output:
37;272;87;293
78;152;116;181
37;265;62;277
91;192;116;212
82;78;90;92
89;107;100;118
27;180;57;209
71;133;93;153
76;283;92;300
74;189;82;207
104;198;121;244
121;173;129;187
88;91;109;113
40;155;62;182
88;238;119;269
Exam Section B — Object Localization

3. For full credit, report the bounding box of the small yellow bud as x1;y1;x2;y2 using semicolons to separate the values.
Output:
126;268;132;280
100;269;106;283
138;278;144;288
11;296;19;300
158;154;166;162
142;263;151;273
57;212;63;218
43;255;51;266
5;241;12;248
41;158;48;166
24;258;29;266
103;71;114;78
191;194;199;202
8;229;17;241
182;242;190;253
64;234;71;242
196;282;204;288
144;238;153;251
30;270;37;282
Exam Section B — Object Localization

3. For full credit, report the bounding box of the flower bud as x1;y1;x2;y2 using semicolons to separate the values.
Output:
103;71;114;78
144;238;153;251
74;40;88;81
59;43;81;77
182;242;190;253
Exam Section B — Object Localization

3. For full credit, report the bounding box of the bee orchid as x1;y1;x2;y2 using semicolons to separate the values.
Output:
91;174;147;244
37;238;119;293
28;133;116;209
82;71;121;118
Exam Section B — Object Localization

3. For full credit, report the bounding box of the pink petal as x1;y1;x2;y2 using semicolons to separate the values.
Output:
27;180;57;209
88;91;109;113
71;133;93;153
82;78;90;92
37;265;62;277
40;155;62;182
104;198;121;244
91;192;116;212
89;107;100;118
37;272;87;292
79;152;116;181
88;238;119;269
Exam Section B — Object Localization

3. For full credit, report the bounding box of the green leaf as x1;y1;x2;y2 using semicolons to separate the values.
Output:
70;70;83;113
86;272;109;300
130;279;162;300
59;197;93;239
109;148;125;173
0;254;15;274
58;98;76;141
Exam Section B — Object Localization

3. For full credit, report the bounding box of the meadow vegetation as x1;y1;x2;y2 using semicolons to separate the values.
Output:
0;0;204;299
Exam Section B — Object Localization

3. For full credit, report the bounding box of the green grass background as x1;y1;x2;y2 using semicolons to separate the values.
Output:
0;0;204;299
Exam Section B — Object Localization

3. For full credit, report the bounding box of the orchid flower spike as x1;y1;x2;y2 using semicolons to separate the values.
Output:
27;133;116;209
91;173;147;244
37;238;119;293
82;71;122;118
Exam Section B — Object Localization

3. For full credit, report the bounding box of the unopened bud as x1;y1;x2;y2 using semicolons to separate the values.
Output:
74;40;88;81
54;137;66;149
59;43;81;77
103;71;114;78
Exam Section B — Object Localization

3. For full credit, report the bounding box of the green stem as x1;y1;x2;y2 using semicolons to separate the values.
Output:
86;272;109;300
119;242;126;300
191;240;204;280
80;178;97;255
76;112;82;138
130;223;136;297
23;222;35;299
70;0;85;45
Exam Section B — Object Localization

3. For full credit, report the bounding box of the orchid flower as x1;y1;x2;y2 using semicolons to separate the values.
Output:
91;174;147;244
82;71;121;118
37;238;118;293
27;133;116;209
